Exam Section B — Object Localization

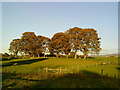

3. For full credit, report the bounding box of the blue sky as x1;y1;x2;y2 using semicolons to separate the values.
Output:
1;2;118;55
1;0;120;2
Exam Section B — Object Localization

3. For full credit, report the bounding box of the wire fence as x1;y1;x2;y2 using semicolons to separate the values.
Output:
43;60;119;79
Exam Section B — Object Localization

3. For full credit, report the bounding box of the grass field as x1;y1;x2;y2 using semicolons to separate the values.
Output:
1;57;120;88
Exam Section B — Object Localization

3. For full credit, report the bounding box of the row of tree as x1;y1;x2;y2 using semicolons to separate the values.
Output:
9;27;101;59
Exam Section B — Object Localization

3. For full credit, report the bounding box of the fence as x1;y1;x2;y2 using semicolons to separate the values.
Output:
44;67;66;74
43;60;118;79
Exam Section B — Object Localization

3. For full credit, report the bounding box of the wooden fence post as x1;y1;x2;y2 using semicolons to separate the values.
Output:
60;67;62;74
106;73;108;77
114;74;116;79
65;67;67;73
45;67;48;76
101;69;103;76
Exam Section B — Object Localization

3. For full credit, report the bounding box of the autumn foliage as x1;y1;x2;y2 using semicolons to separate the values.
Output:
9;27;101;59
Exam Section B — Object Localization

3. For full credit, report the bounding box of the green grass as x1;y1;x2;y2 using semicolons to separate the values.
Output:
1;57;120;88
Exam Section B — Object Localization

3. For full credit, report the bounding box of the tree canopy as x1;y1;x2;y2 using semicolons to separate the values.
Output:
9;27;101;59
9;32;51;57
66;27;101;59
49;32;71;57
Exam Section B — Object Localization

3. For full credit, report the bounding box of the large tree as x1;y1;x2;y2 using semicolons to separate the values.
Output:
9;32;51;57
9;39;20;56
49;32;71;58
20;32;37;57
66;27;101;59
35;35;44;57
66;27;83;58
39;36;51;57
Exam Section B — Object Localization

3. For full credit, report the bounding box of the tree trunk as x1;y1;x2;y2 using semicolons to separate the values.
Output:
38;54;40;57
44;50;46;57
84;55;87;59
83;53;87;59
44;54;46;57
24;53;26;56
74;52;77;59
66;55;69;58
15;51;18;57
33;54;35;57
15;53;17;57
56;54;59;58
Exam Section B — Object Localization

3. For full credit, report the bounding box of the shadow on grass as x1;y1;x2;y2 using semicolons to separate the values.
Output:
2;58;48;67
2;82;17;89
87;57;95;59
2;70;120;88
31;71;119;88
1;56;25;61
0;58;16;61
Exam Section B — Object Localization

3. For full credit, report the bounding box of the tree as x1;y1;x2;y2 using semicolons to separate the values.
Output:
66;27;101;59
35;35;44;57
9;28;101;59
9;39;20;56
41;36;51;57
50;32;71;58
9;32;51;57
36;35;51;57
20;32;37;57
66;27;83;58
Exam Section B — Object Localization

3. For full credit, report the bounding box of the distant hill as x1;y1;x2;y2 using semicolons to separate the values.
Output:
93;54;118;57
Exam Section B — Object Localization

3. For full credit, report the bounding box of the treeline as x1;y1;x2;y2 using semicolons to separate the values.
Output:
9;27;101;59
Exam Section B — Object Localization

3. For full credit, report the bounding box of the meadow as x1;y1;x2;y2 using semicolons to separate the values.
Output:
1;56;120;88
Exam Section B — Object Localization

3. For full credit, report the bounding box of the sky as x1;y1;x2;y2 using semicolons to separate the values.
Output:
1;0;120;2
1;2;118;55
